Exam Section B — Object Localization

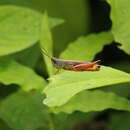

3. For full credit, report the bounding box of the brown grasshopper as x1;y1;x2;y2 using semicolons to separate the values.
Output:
41;48;101;71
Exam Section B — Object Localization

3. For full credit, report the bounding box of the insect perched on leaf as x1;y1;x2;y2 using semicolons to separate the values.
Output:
41;48;101;71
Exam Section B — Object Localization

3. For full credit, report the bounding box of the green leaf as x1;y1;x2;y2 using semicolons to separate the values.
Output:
0;59;46;91
53;112;97;130
40;12;55;76
49;0;91;54
0;5;64;56
0;90;51;130
4;43;41;68
51;90;130;113
0;118;11;130
60;31;113;61
108;0;130;54
0;5;41;56
107;113;130;130
101;83;130;98
49;18;64;29
43;66;130;107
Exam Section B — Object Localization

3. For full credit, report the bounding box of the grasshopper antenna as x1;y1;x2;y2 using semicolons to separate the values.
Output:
41;48;51;59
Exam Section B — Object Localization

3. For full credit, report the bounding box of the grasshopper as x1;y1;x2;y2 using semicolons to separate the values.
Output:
41;48;101;71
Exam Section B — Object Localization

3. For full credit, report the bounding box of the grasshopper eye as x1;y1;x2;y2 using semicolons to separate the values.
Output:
97;65;100;68
95;65;100;71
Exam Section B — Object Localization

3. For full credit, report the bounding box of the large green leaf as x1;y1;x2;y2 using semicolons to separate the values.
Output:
0;90;51;130
0;5;41;56
60;31;113;61
0;4;64;56
0;59;46;91
43;66;130;107
51;90;130;113
108;0;130;54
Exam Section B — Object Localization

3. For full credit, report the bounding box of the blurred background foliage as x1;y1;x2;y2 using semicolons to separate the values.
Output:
0;0;130;130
